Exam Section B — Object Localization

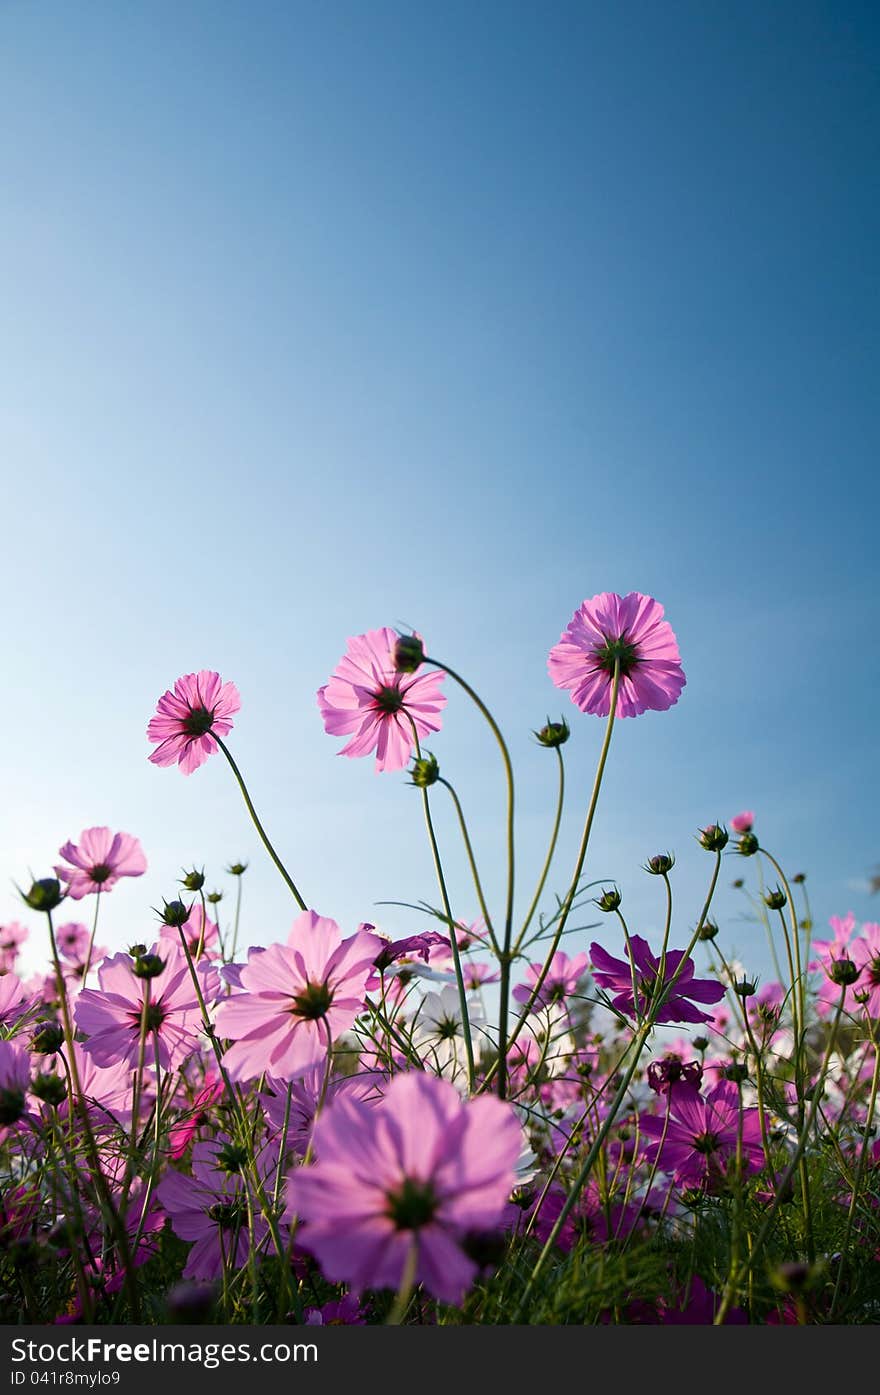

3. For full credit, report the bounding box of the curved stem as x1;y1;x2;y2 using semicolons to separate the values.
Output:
214;735;307;910
83;888;102;982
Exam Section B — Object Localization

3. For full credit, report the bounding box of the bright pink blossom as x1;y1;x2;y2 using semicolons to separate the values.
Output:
285;1071;522;1302
147;670;241;775
590;935;725;1024
55;827;147;900
0;974;29;1029
638;1081;765;1187
548;592;685;718
513;951;589;1011
318;628;446;773
730;811;755;833
160;904;220;960
216;912;382;1083
74;945;219;1072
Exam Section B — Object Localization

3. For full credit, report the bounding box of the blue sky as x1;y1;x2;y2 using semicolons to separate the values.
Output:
1;0;878;989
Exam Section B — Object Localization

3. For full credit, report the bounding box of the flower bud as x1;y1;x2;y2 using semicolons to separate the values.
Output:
691;1036;710;1052
31;1073;67;1106
128;943;148;958
731;878;745;890
206;891;223;905
763;887;786;911
393;633;426;674
698;824;729;852
20;879;64;913
792;872;806;885
698;919;719;942
594;888;621;913
645;853;675;876
826;957;859;987
534;718;570;748
156;899;191;927
733;978;758;999
132;952;166;980
226;862;248;877
30;1021;64;1055
216;1143;249;1174
180;868;205;892
736;833;759;857
409;752;440;788
721;1062;749;1082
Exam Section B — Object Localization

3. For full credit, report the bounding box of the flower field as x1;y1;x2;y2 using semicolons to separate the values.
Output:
2;593;878;1326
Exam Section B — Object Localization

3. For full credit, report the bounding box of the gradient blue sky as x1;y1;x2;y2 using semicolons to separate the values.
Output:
2;1;878;987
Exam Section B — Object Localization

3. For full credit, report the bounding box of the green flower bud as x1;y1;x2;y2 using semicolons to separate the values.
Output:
226;863;248;877
736;833;759;857
409;752;440;788
30;1021;65;1055
763;887;786;911
132;952;166;980
31;1074;67;1107
393;633;426;674
20;878;64;912
645;853;675;876
595;887;621;913
733;978;758;998
206;891;223;905
721;1062;749;1082
180;868;205;892
698;919;720;942
826;957;859;987
156;899;191;927
698;824;729;852
534;718;570;749
0;1088;26;1125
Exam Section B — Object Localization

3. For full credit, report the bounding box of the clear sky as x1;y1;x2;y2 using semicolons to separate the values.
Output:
1;0;878;988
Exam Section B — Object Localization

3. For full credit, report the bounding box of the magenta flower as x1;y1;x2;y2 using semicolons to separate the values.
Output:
216;911;382;1083
730;810;755;833
55;827;147;901
638;1081;765;1188
156;1137;273;1279
548;592;685;718
590;935;725;1024
318;627;446;773
74;945;219;1072
147;670;241;775
160;904;220;961
845;922;880;1018
285;1071;522;1303
513;951;589;1011
261;1067;384;1158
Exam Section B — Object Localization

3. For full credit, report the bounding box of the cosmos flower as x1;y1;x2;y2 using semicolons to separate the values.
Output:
147;670;241;775
548;592;685;718
74;945;219;1072
0;922;28;974
513;951;589;1012
216;912;382;1083
285;1071;522;1302
318;627;446;773
638;1081;764;1187
156;1137;274;1280
730;811;755;833
55;828;147;901
590;935;725;1025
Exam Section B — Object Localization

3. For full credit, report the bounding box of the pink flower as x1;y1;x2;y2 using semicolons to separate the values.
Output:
730;811;755;834
55;827;147;900
74;945;219;1072
168;1075;225;1160
156;1137;274;1280
285;1071;522;1302
55;923;90;961
548;592;685;718
638;1081;765;1188
590;935;725;1024
0;922;28;974
513;951;589;1011
0;1040;32;1130
318;628;446;773
216;912;382;1083
845;923;880;1018
0;974;29;1029
147;670;241;775
261;1068;384;1158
